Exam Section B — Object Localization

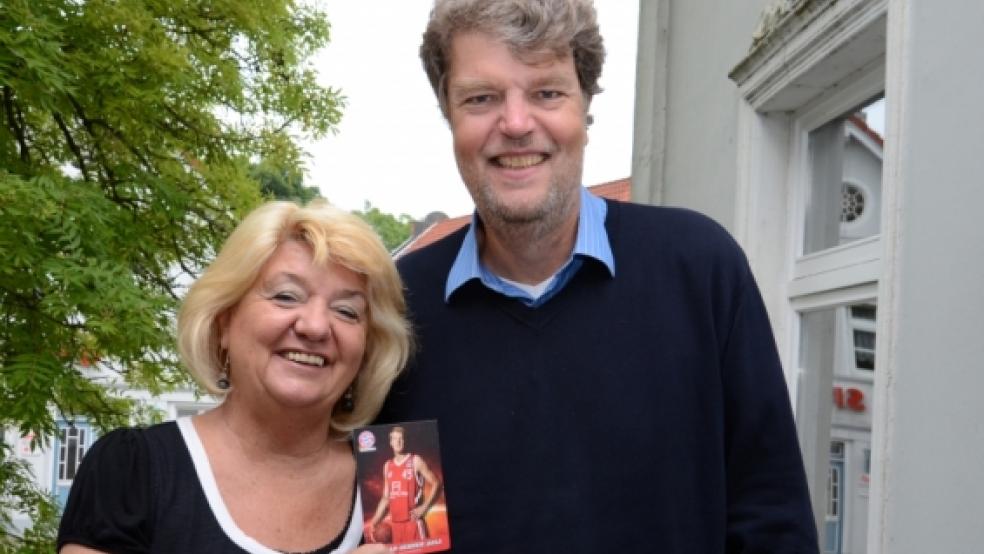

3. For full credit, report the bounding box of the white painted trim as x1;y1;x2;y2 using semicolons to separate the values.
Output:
630;0;669;205
795;233;880;275
794;62;886;133
789;283;879;315
865;0;909;550
731;1;891;542
790;236;882;298
732;0;888;112
733;105;798;393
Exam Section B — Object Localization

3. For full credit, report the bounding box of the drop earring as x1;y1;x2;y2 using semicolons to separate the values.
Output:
341;385;355;412
217;353;231;390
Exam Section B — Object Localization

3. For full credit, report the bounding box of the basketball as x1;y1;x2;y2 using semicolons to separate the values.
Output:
373;522;393;544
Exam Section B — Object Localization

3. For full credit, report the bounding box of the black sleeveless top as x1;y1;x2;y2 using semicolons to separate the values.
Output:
57;420;362;553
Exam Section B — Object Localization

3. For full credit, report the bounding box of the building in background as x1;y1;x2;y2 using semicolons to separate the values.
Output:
4;364;214;531
632;0;984;552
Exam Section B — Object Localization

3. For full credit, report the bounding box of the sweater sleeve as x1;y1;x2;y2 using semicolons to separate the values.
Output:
57;428;154;553
721;269;820;553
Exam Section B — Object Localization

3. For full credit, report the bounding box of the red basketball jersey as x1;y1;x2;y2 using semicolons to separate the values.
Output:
385;455;422;522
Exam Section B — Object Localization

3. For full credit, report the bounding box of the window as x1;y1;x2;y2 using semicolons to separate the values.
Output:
853;330;875;370
58;426;87;481
824;441;846;554
851;303;877;371
804;96;884;255
53;421;96;508
827;464;842;517
851;305;876;320
729;2;888;550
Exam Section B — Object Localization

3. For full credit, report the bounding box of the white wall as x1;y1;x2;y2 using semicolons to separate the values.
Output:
869;0;984;551
635;0;984;552
633;0;772;228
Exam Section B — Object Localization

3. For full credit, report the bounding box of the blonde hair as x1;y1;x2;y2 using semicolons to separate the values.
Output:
177;200;411;433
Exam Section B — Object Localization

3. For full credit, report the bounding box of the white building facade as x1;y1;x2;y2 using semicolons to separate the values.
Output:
4;370;215;532
633;0;984;552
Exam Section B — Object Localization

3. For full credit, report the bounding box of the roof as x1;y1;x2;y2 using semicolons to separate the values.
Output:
401;214;472;253
394;178;630;258
847;114;884;148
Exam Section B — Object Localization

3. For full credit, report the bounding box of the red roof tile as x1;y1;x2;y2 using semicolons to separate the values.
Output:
588;177;631;201
847;114;884;147
405;214;471;252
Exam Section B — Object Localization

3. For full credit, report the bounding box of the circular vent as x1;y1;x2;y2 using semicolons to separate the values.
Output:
841;183;865;222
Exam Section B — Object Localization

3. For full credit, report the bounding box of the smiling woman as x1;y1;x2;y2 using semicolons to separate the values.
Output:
178;201;410;434
56;200;408;554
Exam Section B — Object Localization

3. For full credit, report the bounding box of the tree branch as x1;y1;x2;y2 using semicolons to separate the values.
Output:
52;113;90;181
67;94;158;175
3;86;31;164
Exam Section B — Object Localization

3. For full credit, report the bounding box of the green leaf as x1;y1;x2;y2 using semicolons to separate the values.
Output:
0;1;344;547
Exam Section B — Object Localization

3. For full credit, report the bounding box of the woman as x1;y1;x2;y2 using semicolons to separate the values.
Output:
58;200;409;554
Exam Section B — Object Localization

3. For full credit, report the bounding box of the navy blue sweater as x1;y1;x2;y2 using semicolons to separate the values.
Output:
379;200;818;553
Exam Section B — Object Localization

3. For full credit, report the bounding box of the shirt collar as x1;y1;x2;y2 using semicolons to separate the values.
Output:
445;187;615;302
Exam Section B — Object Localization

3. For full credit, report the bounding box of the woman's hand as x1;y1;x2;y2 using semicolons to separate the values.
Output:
350;545;390;554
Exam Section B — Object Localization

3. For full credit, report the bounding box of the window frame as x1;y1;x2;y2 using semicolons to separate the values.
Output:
729;0;890;539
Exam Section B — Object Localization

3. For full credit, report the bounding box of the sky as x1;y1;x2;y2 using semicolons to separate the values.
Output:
303;1;640;221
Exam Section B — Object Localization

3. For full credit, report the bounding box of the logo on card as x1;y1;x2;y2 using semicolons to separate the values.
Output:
357;430;376;452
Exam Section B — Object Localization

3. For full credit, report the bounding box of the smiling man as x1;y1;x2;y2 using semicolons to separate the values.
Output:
378;1;819;552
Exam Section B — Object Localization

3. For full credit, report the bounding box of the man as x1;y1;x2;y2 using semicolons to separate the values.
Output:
378;0;819;551
367;426;443;544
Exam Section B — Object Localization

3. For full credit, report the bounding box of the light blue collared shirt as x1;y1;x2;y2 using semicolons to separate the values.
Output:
445;187;615;307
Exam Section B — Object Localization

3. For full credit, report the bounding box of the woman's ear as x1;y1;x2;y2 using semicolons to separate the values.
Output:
217;309;232;349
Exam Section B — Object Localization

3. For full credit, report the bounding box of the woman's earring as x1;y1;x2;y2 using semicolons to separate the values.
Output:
341;385;355;412
217;353;231;390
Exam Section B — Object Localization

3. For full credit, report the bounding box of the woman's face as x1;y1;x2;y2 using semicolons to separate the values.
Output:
219;240;368;412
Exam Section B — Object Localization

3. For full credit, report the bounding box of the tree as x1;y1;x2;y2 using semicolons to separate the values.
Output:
250;160;321;203
354;201;413;252
250;166;413;250
0;0;343;547
0;448;59;552
246;157;414;251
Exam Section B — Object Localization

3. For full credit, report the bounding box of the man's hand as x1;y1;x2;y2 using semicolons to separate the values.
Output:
411;505;428;520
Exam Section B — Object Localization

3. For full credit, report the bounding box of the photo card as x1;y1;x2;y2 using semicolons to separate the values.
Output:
353;420;451;553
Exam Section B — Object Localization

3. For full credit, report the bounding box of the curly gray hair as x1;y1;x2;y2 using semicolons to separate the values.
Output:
420;0;606;120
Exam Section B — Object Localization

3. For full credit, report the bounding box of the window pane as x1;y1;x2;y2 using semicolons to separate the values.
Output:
804;96;885;254
850;304;876;321
798;302;877;554
65;435;79;480
850;303;877;372
57;423;91;482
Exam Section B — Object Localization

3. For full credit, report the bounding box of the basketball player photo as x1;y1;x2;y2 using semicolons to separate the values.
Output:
354;421;451;553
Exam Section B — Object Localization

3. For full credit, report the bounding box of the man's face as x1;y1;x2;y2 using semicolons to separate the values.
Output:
390;430;405;455
445;31;588;229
